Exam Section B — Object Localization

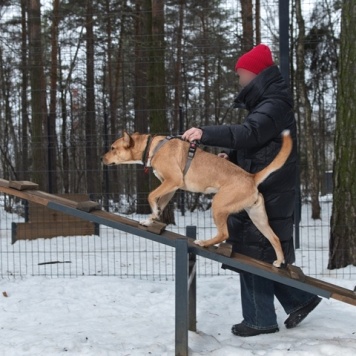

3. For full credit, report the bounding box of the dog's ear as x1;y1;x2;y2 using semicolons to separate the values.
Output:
123;132;133;148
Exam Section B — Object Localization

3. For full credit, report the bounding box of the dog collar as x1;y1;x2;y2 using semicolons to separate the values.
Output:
142;135;153;168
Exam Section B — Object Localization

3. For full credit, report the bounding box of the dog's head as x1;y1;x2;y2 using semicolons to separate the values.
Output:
102;132;145;165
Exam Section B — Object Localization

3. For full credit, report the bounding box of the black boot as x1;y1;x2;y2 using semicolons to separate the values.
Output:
231;323;279;337
284;296;322;329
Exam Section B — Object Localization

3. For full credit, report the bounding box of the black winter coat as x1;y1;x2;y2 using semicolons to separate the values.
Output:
200;65;296;266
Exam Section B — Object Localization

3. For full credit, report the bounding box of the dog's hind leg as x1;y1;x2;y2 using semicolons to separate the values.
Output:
194;192;231;247
245;193;285;268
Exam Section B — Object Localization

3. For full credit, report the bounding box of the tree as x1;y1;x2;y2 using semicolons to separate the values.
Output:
172;0;184;134
48;0;60;193
148;0;166;134
85;0;98;194
304;0;339;196
295;0;321;219
328;0;356;269
27;0;48;190
149;0;175;224
240;0;253;51
20;0;29;181
134;0;150;214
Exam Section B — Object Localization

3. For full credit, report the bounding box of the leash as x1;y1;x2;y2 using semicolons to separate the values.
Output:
143;135;197;176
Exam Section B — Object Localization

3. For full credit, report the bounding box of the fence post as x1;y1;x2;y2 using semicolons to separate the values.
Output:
175;237;189;356
186;226;197;332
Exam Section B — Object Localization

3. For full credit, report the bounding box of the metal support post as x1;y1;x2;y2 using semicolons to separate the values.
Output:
186;226;197;332
175;237;189;356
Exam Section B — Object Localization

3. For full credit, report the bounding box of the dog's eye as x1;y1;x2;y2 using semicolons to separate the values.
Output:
111;146;114;151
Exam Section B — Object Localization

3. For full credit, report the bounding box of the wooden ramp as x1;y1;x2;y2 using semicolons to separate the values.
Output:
1;179;356;355
0;178;355;306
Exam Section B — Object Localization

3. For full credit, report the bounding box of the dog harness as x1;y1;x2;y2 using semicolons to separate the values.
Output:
142;135;197;176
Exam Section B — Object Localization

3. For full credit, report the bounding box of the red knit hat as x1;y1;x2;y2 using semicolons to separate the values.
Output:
235;44;274;75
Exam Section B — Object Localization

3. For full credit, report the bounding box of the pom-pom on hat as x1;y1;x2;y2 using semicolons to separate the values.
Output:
235;44;274;75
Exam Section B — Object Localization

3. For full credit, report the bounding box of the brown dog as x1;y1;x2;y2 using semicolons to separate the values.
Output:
102;131;292;267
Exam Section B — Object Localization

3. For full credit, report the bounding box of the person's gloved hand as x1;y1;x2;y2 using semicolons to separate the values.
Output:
182;127;203;142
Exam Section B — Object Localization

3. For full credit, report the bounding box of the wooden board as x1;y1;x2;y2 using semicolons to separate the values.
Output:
1;178;356;307
9;180;39;191
27;194;93;222
76;201;101;212
12;221;98;243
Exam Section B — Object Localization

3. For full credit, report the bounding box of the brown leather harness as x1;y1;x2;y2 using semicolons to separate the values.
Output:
142;135;197;176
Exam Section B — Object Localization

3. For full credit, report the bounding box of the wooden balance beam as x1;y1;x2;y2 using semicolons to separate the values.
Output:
0;178;355;305
1;179;356;356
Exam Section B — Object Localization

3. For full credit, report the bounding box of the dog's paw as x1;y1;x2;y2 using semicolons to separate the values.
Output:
194;239;206;247
139;218;153;227
273;260;286;268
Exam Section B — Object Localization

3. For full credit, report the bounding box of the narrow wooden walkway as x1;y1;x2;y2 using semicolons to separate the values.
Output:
0;178;355;306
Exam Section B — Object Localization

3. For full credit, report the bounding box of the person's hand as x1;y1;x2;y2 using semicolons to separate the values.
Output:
182;127;203;142
218;153;229;160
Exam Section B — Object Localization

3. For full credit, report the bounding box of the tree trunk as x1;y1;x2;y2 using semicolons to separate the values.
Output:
255;0;261;44
201;13;210;127
48;0;60;193
59;47;69;193
149;0;166;134
134;0;150;214
27;0;48;190
328;0;356;269
240;0;253;51
0;48;18;180
149;0;175;224
172;0;184;134
105;0;126;198
85;0;98;194
20;0;29;181
295;0;321;219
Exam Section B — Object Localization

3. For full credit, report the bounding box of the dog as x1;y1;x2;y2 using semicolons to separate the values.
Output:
102;131;292;267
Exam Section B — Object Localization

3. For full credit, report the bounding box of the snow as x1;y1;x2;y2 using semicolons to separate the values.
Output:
1;197;356;355
1;276;356;355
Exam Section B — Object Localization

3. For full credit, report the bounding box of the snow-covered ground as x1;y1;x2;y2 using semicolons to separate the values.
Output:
1;275;356;355
1;196;356;355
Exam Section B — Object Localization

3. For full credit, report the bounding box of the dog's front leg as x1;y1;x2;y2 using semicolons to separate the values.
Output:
139;182;178;226
139;195;159;226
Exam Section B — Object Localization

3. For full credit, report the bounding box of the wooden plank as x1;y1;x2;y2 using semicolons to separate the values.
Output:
0;179;74;207
9;180;39;191
146;221;167;234
93;210;147;229
1;178;356;307
76;201;101;212
286;265;306;282
27;208;90;223
28;194;93;222
13;221;98;241
216;242;233;257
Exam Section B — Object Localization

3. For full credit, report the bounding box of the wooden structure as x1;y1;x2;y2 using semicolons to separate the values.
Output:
0;179;356;356
9;181;99;244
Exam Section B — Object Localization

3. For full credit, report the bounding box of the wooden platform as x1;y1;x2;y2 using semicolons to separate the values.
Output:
5;181;100;243
0;178;356;307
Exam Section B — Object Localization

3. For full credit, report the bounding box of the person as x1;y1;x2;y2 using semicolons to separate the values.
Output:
182;44;321;337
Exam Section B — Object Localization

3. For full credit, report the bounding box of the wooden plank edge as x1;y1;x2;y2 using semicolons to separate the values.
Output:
8;180;39;191
331;292;356;306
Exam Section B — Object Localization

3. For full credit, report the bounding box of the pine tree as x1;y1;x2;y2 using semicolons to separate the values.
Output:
328;0;356;269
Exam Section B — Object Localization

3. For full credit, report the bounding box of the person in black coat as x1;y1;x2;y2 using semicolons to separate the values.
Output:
182;44;321;337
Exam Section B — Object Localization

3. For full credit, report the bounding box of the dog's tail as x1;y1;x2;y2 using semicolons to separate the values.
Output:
253;130;293;186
